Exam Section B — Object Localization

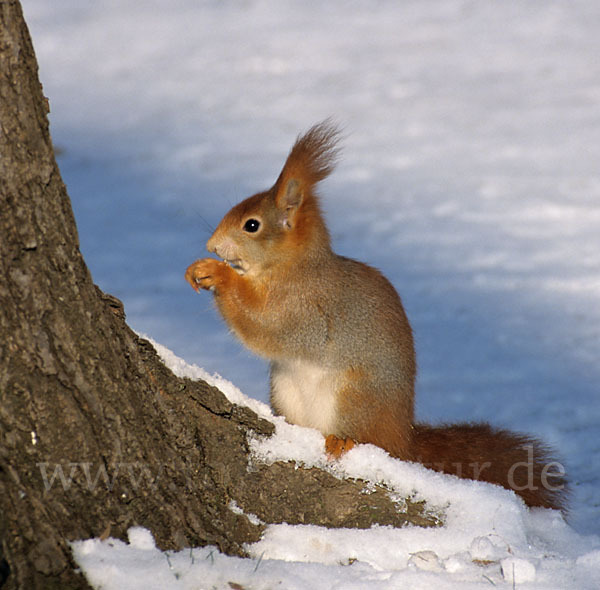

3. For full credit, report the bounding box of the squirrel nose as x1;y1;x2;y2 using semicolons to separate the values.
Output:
206;234;233;260
206;235;217;254
206;230;222;255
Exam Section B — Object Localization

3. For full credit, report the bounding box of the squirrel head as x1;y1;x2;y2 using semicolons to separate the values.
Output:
206;120;341;277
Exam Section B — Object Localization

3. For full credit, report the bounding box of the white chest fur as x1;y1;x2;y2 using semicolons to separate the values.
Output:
270;359;341;435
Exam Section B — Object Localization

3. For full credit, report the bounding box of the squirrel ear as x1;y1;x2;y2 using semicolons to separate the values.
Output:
272;120;341;229
276;179;303;229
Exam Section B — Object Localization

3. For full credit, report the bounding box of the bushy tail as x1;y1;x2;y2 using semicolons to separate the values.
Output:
413;422;568;511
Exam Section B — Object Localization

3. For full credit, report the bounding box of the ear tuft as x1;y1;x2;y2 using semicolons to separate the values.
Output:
274;119;342;209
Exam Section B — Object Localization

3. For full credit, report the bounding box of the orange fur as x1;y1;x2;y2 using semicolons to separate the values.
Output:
185;258;274;356
337;372;414;459
325;435;355;458
413;423;567;510
274;119;340;192
186;121;568;512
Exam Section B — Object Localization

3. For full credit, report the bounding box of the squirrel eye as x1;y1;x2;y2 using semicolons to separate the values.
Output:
243;218;261;233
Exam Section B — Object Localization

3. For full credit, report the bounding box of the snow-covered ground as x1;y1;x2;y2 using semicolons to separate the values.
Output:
24;0;600;587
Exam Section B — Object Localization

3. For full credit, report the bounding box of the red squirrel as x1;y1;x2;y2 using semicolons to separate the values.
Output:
185;121;567;511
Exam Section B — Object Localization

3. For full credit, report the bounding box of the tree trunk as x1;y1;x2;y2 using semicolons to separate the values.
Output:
0;3;439;588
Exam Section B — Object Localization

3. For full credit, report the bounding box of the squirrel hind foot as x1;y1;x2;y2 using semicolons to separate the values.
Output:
325;434;355;459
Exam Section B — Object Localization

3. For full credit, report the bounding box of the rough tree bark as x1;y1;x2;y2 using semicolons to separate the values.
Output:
0;3;439;589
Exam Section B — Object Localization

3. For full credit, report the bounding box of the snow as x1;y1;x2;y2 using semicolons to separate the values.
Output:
69;358;600;590
501;557;537;585
23;0;600;587
72;360;600;590
90;344;596;588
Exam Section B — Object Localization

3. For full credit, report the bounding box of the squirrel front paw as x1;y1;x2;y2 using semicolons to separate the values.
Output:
185;258;229;292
